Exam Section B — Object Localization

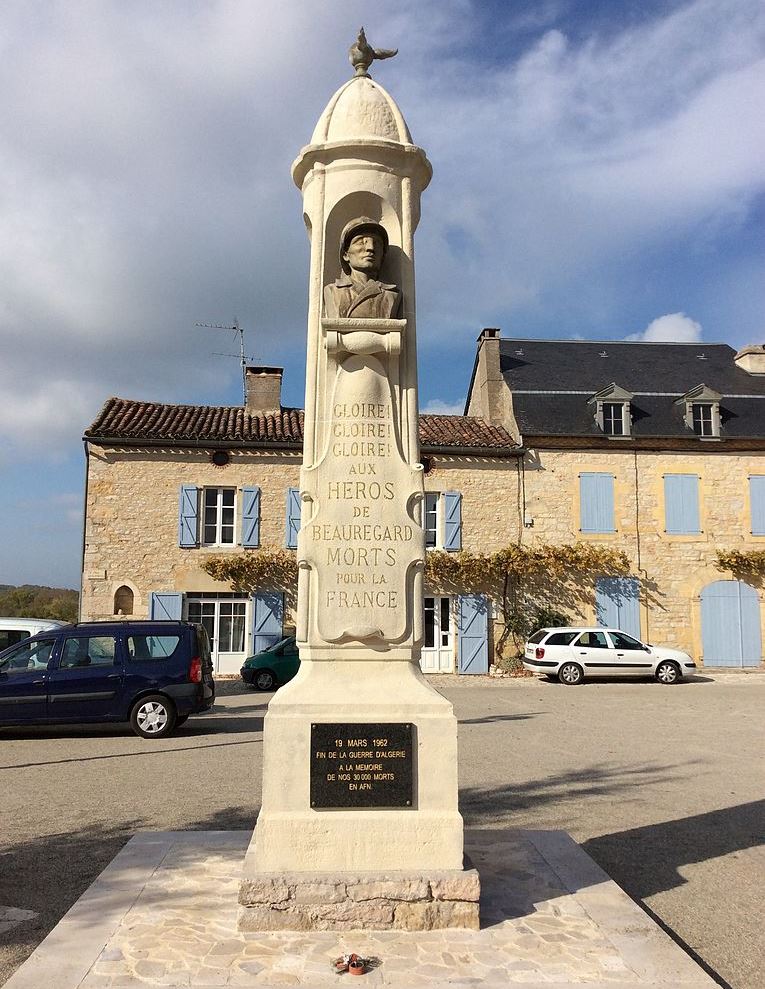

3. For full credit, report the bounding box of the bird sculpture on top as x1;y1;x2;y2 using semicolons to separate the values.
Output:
348;27;397;77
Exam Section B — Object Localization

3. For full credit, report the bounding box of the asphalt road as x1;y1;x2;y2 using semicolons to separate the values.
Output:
1;674;762;988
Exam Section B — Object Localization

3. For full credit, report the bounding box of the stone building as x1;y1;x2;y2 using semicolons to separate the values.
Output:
81;366;519;674
81;337;765;673
466;330;765;668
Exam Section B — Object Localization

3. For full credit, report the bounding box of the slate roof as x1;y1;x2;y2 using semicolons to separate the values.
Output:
85;397;518;454
497;339;765;439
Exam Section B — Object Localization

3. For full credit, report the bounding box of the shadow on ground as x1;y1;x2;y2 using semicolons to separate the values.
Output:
0;808;256;987
459;759;697;822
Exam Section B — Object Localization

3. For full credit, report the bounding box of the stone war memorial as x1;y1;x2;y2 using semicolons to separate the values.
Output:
238;28;480;932
4;30;719;989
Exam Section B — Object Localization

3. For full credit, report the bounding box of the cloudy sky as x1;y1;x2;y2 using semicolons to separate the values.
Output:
1;0;763;589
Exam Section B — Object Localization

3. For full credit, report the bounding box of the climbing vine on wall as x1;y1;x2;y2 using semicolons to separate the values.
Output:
426;542;631;658
201;550;298;596
715;549;765;580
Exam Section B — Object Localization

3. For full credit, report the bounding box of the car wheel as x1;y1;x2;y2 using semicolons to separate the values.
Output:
558;663;583;685
174;714;189;727
130;694;176;739
656;661;680;684
254;669;277;691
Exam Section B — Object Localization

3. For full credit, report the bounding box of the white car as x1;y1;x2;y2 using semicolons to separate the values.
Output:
523;627;696;685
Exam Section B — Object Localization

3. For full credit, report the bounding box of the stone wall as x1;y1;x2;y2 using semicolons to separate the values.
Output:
81;443;765;666
81;447;302;620
522;446;765;662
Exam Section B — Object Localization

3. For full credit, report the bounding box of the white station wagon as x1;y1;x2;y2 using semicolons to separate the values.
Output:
523;627;696;685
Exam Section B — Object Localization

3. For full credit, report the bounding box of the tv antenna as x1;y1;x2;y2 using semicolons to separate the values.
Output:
196;317;256;404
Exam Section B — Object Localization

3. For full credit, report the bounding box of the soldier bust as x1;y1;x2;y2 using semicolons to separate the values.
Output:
324;217;402;319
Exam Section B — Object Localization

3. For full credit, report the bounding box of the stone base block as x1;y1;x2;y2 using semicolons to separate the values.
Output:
237;861;480;932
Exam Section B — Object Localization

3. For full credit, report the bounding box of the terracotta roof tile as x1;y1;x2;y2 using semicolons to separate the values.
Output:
85;398;518;454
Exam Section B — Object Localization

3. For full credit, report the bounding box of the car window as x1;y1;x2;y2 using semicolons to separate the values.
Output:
545;631;579;646
60;635;117;668
0;638;55;671
194;625;211;664
127;635;181;661
527;629;548;644
0;629;31;651
609;631;644;650
577;631;610;649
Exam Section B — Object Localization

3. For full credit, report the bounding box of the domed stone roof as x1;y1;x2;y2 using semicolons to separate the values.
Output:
310;75;412;145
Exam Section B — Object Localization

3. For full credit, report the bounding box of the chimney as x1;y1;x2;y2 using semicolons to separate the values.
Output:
467;328;503;423
245;366;283;413
734;344;765;375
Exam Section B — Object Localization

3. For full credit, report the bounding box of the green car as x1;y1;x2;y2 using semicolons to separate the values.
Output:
240;636;300;691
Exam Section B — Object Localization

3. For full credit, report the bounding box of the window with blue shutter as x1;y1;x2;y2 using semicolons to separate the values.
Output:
251;592;284;653
457;594;489;674
750;476;765;535
579;473;615;533
241;487;261;547
443;491;462;552
178;485;199;547
285;488;301;549
150;592;183;620
664;474;700;534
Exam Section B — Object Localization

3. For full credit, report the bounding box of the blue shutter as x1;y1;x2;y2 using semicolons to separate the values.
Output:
579;473;615;533
750;476;765;535
178;485;199;547
664;474;700;534
241;486;261;547
596;577;641;638
443;491;462;552
285;488;301;549
457;594;489;674
251;592;284;653
150;592;183;620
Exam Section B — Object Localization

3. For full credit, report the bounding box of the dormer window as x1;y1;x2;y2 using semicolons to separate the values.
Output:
678;384;721;439
589;383;633;438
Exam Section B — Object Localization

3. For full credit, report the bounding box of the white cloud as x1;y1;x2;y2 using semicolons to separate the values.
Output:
627;313;703;343
421;399;464;416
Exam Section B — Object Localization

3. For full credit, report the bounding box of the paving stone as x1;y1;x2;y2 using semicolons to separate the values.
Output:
2;829;719;989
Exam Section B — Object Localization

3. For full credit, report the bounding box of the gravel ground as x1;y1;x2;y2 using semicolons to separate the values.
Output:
0;673;762;988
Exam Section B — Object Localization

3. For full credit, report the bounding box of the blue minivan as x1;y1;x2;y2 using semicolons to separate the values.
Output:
0;621;215;738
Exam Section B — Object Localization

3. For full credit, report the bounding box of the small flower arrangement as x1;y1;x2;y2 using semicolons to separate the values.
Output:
332;953;368;975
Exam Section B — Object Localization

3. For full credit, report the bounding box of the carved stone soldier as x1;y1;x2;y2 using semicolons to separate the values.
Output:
324;217;402;319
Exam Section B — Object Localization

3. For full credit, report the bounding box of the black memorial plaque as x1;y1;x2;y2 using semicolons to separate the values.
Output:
310;722;414;809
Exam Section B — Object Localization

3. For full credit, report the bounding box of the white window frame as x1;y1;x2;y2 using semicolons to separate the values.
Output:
424;492;442;550
601;401;630;437
202;487;237;547
690;402;718;438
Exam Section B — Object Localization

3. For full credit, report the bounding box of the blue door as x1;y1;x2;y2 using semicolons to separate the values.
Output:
701;581;761;668
252;593;284;654
457;595;489;674
596;577;641;638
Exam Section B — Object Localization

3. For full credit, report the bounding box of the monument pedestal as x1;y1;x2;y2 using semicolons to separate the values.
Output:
238;661;479;930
